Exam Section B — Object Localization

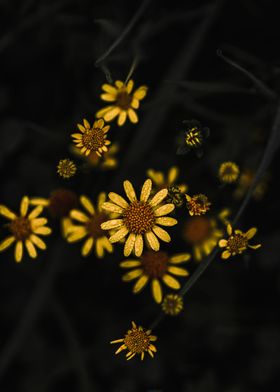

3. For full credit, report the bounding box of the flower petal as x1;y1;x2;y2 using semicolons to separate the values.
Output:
20;196;29;217
124;233;136;257
101;219;123;230
96;106;113;118
120;260;141;268
29;198;49;207
109;226;129;243
152;279;162;303
33;226;52;235
149;189;168;207
31;218;48;228
70;210;89;223
122;269;143;281
248;244;261;250
80;196;95;215
152;226;171;242
123;180;137;202
102;202;123;214
154;204;175;216
102;84;118;94
168;266;189;277
131;98;139;109
162;274;180;289
140;179;152;202
133;86;148;100
126;79;134;94
134;234;143;257
67;228;87;242
133;275;149;293
168;166;178;185
95;237;105;258
156;217;177;226
108;192;128;208
0;205;17;220
101;237;113;253
246;227;257;239
117;111;127;126
221;250;231;259
103;107;121;122
101;93;117;102
15;241;23;263
227;224;232;236
28;206;43;219
145;231;160;251
127;108;138;123
0;236;15;252
169;253;191;264
81;237;94;256
25;239;37;258
218;239;227;247
30;234;46;250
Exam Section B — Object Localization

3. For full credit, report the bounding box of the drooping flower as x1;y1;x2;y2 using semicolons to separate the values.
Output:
219;224;261;259
57;158;77;179
101;179;177;257
96;79;148;126
218;161;239;184
120;251;190;303
110;321;157;361
161;294;184;316
66;193;113;258
71;118;111;157
0;196;51;262
177;119;209;157
185;194;211;216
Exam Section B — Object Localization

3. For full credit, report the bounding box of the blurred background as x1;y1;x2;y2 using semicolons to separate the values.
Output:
0;0;280;391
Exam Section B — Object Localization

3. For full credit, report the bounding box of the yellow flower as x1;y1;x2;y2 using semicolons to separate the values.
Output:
110;321;157;361
120;251;190;303
182;214;225;262
162;294;184;316
185;194;211;216
66;193;113;258
57;158;77;179
30;189;79;239
219;224;261;259
71;118;111;157
71;143;119;170
96;79;148;126
0;196;51;262
218;161;239;184
101;179;177;257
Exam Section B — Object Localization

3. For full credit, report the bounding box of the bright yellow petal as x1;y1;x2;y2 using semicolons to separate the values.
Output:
124;233;136;257
33;226;52;235
221;250;231;259
246;227;257;239
168;167;178;185
152;279;162;303
95;238;105;258
81;237;94;256
15;241;23;263
25;239;37;258
102;84;118;94
149;188;168;207
249;244;261;250
146;169;164;186
31;218;48;228
123;180;137;202
131;98;139;109
97;192;107;211
101;236;113;253
67;228;87;242
152;226;171;242
218;239;227;248
108;192;128;208
168;266;189;277
156;217;177;226
80;196;95;215
70;210;89;223
20;196;29;217
120;260;141;268
101;219;123;230
0;205;17;220
127;108;138;123
101;93;117;102
117;111;127;126
154;204;175;217
83;119;90;129
0;236;15;252
169;253;191;264
140;179;152;202
126;79;134;94
133;275;149;293
162;274;180;289
109;226;129;243
102;202;123;214
227;224;232;236
122;269;143;281
96;106;112;118
145;231;160;251
28;206;43;219
103;107;121;122
134;234;143;257
29;234;46;250
115;80;124;89
29;198;49;207
133;86;148;100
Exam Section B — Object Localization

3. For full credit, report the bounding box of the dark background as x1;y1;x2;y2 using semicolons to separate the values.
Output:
0;0;280;391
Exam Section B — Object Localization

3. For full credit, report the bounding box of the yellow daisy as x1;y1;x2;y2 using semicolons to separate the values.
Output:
30;189;79;239
57;158;77;179
120;250;190;303
71;118;111;157
0;196;51;262
182;214;225;262
66;193;113;258
101;179;177;257
110;321;157;361
218;161;239;184
161;294;184;316
185;193;211;216
96;79;148;126
71;143;119;170
219;224;261;259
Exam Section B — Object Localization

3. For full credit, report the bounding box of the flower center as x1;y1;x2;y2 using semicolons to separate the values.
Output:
141;250;169;278
162;294;183;316
57;159;76;179
124;329;150;354
85;213;107;238
185;128;202;147
187;194;210;216
116;90;132;110
227;234;248;254
49;189;78;218
123;201;155;234
183;217;212;244
82;128;105;151
8;217;31;240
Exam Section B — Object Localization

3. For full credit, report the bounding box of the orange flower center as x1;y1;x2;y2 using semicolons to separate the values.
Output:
227;234;248;254
85;213;107;238
141;250;169;278
187;194;210;216
124;329;151;354
49;189;78;218
8;217;31;240
116;90;132;110
82;128;105;151
123;201;155;234
183;216;212;244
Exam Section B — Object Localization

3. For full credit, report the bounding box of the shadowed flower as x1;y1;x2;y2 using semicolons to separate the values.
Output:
185;194;211;216
96;79;148;126
233;168;269;201
30;189;79;238
218;161;239;184
71;118;111;157
219;224;261;259
177;119;209;157
0;196;51;262
66;193;113;258
120;251;190;303
57;158;77;179
162;294;184;316
182;211;229;262
71;143;119;170
110;321;157;361
101;179;177;257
